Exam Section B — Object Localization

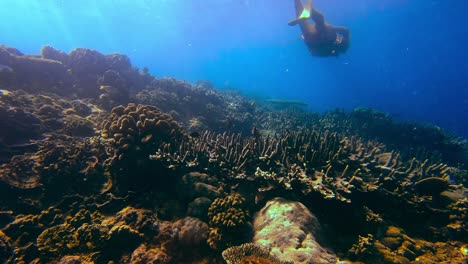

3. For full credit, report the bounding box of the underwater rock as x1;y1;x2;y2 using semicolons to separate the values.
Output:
62;114;95;137
130;244;172;264
252;197;338;264
187;197;212;220
414;177;449;196
41;45;69;64
0;98;41;147
173;217;209;247
0;45;70;94
177;172;221;201
104;206;158;235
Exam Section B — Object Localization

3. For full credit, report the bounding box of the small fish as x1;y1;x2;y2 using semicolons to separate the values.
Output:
99;85;113;92
0;64;13;73
0;89;11;96
252;126;260;138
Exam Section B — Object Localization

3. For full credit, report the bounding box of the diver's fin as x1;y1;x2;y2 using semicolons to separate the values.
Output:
288;8;311;26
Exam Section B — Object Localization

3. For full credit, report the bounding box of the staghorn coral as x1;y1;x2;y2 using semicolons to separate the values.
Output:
0;230;12;262
207;192;251;250
222;243;291;264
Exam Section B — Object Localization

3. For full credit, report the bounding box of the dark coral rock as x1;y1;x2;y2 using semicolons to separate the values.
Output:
36;224;76;256
62;114;95;137
74;224;110;251
108;224;142;250
0;101;41;146
0;45;70;94
177;172;221;201
130;244;172;264
41;45;69;64
187;197;212;220
173;217;209;247
70;100;92;117
97;70;129;109
105;206;158;235
414;177;450;196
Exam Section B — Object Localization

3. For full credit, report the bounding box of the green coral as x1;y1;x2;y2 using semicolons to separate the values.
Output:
108;224;142;249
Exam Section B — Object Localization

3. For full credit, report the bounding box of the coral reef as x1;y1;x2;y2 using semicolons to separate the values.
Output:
0;45;467;264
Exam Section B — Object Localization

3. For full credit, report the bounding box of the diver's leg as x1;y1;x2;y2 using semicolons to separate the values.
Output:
289;0;313;26
294;0;305;17
310;8;325;28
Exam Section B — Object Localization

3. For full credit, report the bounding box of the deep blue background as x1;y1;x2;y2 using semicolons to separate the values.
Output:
1;0;467;137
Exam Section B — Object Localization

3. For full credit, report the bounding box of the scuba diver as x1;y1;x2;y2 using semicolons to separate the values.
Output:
289;0;350;57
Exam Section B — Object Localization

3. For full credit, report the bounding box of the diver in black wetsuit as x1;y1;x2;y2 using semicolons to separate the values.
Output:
289;0;350;57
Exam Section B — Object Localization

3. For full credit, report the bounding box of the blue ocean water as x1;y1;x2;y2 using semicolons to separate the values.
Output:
1;0;467;137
